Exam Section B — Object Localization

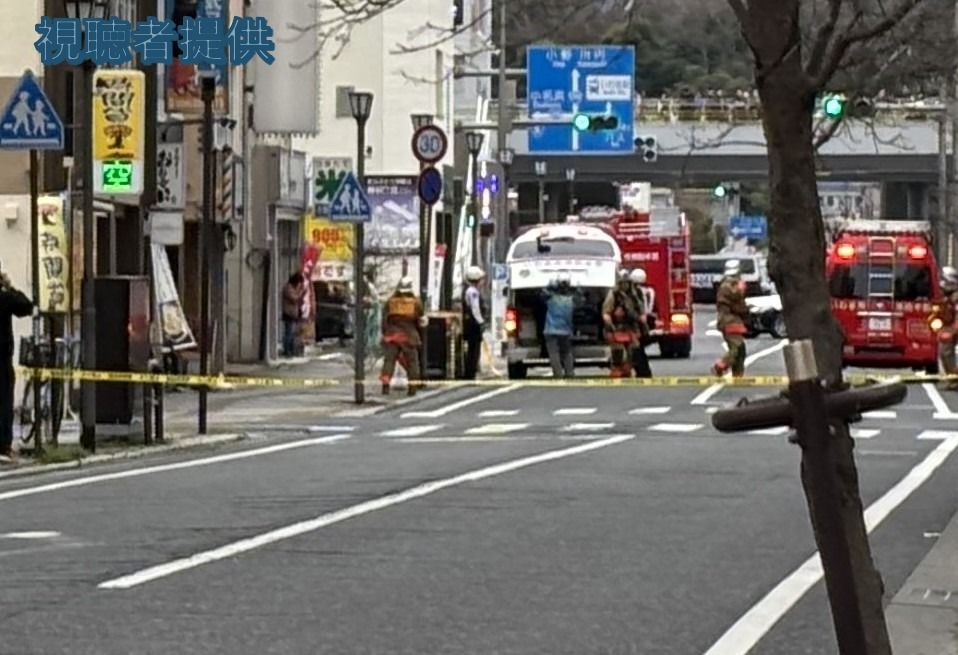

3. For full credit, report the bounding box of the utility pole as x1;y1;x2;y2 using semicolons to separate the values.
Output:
495;0;509;262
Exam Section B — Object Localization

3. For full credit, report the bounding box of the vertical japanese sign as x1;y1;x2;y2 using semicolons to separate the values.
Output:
36;195;69;314
93;69;145;196
312;157;353;214
165;0;229;115
151;244;197;352
156;143;185;209
304;214;354;281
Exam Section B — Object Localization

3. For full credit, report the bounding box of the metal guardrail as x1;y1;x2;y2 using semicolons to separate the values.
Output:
487;98;946;125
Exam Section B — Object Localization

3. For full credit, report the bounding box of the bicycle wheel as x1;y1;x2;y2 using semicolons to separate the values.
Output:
18;378;37;445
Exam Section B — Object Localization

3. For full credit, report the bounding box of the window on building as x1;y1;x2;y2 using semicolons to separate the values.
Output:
336;86;356;118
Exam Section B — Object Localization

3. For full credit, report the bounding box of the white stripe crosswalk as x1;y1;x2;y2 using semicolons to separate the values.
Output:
466;423;531;435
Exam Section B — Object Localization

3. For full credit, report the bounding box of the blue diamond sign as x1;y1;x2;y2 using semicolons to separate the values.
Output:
527;45;635;154
0;70;64;150
329;172;371;223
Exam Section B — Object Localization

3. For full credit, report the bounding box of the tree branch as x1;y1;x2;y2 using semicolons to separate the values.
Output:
807;0;845;76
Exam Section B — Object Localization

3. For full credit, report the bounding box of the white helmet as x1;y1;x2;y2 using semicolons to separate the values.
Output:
629;269;647;285
943;266;958;286
466;266;484;282
397;276;414;293
618;269;631;282
724;259;741;277
555;272;572;287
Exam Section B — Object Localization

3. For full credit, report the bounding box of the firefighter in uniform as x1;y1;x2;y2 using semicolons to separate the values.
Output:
603;270;643;378
629;268;653;378
380;277;426;396
937;266;958;389
712;259;749;377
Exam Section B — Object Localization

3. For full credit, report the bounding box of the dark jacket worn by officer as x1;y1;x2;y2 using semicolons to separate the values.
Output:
1;272;33;460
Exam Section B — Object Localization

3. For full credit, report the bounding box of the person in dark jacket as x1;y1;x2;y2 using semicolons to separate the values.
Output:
281;272;306;357
462;266;486;380
0;268;33;463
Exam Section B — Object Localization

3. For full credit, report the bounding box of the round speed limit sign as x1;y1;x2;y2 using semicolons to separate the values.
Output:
411;124;448;164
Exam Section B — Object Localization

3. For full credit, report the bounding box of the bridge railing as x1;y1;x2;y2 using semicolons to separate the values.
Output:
491;98;946;125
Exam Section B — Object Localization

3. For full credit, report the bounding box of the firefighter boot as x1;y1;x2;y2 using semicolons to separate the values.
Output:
711;359;728;377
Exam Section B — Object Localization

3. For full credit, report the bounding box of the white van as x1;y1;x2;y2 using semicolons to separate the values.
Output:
503;224;622;379
689;253;772;303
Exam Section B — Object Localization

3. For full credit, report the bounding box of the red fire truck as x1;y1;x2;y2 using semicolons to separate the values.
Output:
826;219;941;372
589;206;694;358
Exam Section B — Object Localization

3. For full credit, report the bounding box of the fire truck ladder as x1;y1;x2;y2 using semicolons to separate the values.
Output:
866;236;896;300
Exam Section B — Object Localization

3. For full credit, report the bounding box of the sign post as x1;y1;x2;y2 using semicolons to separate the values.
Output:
92;69;146;197
0;69;66;452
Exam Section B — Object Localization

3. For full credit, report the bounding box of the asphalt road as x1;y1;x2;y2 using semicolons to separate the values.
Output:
1;308;957;654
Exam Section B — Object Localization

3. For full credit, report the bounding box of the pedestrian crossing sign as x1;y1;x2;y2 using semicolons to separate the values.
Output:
329;172;372;223
0;69;64;150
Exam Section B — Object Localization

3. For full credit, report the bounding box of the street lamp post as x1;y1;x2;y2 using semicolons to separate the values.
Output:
349;91;374;404
66;0;110;453
535;161;547;223
465;131;484;266
496;147;514;262
565;168;576;217
197;70;216;434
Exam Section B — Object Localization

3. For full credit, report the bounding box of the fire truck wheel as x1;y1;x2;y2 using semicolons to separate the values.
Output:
507;362;528;380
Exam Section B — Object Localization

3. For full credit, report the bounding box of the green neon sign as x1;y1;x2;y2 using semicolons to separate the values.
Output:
102;160;134;193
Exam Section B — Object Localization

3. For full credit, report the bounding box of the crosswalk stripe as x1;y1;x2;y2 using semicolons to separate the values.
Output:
648;423;703;433
629;406;671;415
381;425;442;437
561;423;615;432
862;410;897;420
554;408;597;416
749;426;790;436
479;410;520;417
851;428;880;439
466;423;530;435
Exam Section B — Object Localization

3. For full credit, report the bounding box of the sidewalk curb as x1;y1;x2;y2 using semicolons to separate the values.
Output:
0;432;246;482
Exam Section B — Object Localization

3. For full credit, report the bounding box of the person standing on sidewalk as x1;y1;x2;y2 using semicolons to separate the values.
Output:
379;277;426;396
543;273;576;378
282;272;307;357
712;259;749;378
0;267;33;464
462;266;486;380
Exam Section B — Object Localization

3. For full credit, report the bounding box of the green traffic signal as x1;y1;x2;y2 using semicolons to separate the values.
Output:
822;94;845;119
572;113;591;132
572;113;618;132
713;184;727;198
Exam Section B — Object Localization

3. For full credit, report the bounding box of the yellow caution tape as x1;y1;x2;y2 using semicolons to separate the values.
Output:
11;366;953;390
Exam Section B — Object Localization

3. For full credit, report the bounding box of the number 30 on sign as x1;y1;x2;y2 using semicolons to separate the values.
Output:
411;124;448;164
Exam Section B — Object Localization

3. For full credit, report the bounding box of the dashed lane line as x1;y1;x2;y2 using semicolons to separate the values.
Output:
380;425;443;438
479;410;520;418
862;410;896;420
465;423;531;435
554;408;598;416
98;434;637;589
629;406;671;415
851;428;880;439
561;423;616;432
748;427;790;436
402;384;521;419
648;423;703;434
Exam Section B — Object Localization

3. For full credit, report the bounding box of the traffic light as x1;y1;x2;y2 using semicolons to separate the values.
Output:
466;213;476;228
572;113;619;132
635;135;657;162
713;184;728;198
822;93;846;119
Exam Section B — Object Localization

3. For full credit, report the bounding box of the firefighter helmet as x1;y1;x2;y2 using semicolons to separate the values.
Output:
397;276;414;293
724;259;741;277
629;269;647;285
465;266;484;282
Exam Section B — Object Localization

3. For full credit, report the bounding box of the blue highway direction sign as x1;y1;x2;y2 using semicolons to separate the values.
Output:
527;45;635;154
0;70;64;150
729;215;768;239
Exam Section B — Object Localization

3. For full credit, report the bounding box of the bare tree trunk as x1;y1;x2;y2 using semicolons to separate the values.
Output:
746;3;893;652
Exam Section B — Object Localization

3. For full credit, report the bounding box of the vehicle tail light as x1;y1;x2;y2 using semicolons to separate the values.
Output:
671;312;691;327
929;317;944;332
908;244;928;259
505;308;519;334
835;243;856;260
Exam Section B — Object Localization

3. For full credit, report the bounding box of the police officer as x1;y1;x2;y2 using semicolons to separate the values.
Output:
380;277;426;396
938;266;958;389
629;268;653;378
0;267;33;464
462;266;486;380
603;270;642;378
712;259;749;377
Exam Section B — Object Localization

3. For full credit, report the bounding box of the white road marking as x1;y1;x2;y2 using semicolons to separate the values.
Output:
380;425;443;438
705;407;719;415
401;384;520;419
748;427;790;436
851;428;880;439
307;426;355;433
0;434;352;503
858;450;919;457
861;410;896;420
466;423;530;435
479;410;520;418
98;434;636;589
922;383;958;419
648;423;703;433
398;436;517;443
561;423;615;432
702;430;958;655
629;406;671;415
554;407;597;416
692;340;788;406
0;531;61;540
